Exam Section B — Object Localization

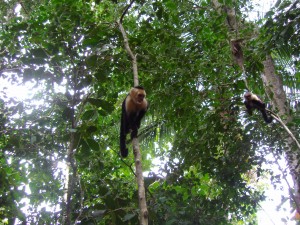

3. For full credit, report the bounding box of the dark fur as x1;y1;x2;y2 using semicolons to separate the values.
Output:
120;86;148;157
244;92;272;123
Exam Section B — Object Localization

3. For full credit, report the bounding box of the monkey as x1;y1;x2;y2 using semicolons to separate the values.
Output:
244;92;273;123
120;86;148;157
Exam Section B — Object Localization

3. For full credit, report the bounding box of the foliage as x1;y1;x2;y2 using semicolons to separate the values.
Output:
261;0;300;91
0;0;298;224
263;0;300;56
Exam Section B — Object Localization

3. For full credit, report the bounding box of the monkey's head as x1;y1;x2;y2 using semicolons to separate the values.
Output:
244;92;252;101
130;86;146;104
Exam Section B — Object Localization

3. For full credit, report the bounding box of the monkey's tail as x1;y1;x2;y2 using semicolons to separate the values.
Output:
120;133;128;157
120;109;129;157
261;110;273;123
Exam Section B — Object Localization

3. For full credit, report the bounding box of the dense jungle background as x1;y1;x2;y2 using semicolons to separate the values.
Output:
0;0;299;224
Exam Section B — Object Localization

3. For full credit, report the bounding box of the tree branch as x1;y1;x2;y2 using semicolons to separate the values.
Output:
117;21;139;86
120;0;135;24
267;109;300;150
271;149;300;213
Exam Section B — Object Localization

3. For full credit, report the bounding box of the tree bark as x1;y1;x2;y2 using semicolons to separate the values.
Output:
262;55;300;213
62;112;78;225
212;0;300;215
133;138;149;224
63;132;76;225
262;56;290;118
117;14;149;225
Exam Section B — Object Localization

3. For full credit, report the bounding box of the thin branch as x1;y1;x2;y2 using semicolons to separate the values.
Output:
120;0;135;24
267;109;300;150
19;1;29;15
117;21;139;86
271;149;300;213
0;47;8;54
117;21;135;61
121;156;137;177
117;1;139;86
257;203;276;225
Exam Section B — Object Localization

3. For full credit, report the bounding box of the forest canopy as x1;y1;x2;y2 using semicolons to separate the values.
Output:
0;0;299;224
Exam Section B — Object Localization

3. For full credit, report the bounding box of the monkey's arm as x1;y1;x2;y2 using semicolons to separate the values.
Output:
131;102;148;139
136;109;147;129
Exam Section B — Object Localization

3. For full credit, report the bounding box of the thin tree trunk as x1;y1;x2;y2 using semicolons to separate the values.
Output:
62;113;77;225
132;137;149;224
62;95;79;225
63;133;76;225
117;5;149;224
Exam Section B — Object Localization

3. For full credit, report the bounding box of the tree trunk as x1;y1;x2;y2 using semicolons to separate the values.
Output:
262;55;300;212
262;56;290;118
212;0;300;215
63;132;76;225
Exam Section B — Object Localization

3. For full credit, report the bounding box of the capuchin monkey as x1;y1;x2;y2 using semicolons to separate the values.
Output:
244;92;273;123
120;86;148;157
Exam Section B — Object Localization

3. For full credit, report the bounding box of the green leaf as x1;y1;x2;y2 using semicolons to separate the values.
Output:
87;98;114;113
165;0;177;10
79;139;90;154
87;98;103;107
166;219;177;225
94;69;109;82
86;55;98;67
82;38;100;48
81;110;96;120
86;138;99;151
86;126;98;134
30;48;48;58
148;181;160;190
123;213;136;221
